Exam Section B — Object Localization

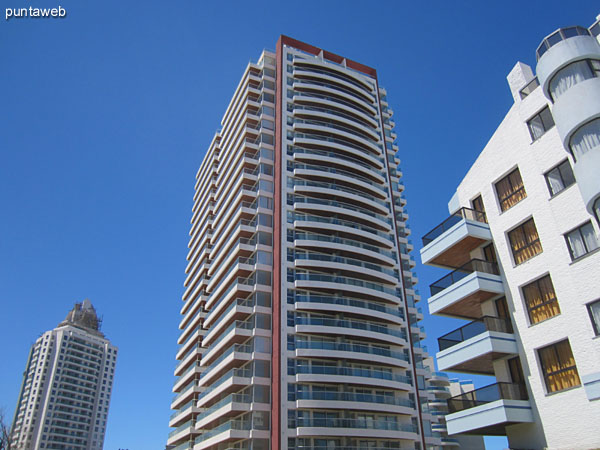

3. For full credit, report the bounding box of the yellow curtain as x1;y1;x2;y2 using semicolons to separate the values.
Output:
540;341;580;393
510;220;542;264
497;170;527;211
524;276;560;324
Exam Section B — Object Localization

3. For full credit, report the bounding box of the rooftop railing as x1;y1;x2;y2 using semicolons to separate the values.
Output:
536;26;591;60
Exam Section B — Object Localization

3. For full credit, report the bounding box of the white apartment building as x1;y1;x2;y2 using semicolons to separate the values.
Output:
420;15;600;450
10;300;118;450
168;36;443;450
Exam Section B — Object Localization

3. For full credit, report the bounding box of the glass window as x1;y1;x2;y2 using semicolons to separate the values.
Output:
545;160;575;196
508;218;542;265
527;106;555;141
495;168;526;212
522;275;560;324
594;198;600;227
570;118;600;160
549;60;594;100
538;340;580;393
588;300;600;336
565;221;600;260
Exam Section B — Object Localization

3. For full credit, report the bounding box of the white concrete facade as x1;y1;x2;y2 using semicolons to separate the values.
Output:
420;15;600;450
10;300;117;450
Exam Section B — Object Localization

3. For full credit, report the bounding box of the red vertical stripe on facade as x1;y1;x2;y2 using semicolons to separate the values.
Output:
270;36;284;450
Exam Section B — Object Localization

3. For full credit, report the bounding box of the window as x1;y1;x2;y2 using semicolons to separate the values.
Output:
522;275;560;324
595;198;600;227
570;117;600;160
548;59;600;101
527;106;555;141
538;340;580;393
545;160;575;197
483;243;497;264
495;168;526;212
565;221;599;260
588;300;600;336
508;218;542;264
471;195;487;222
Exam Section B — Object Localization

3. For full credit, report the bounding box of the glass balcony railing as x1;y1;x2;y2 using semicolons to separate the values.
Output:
196;366;253;404
292;391;414;408
293;315;406;340
293;104;376;134
293;365;411;385
292;162;387;192
448;382;528;414
429;259;499;296
293;339;408;362
294;118;380;148
293;195;391;225
438;316;513;351
290;146;383;174
292;178;389;208
293;231;396;260
194;393;252;424
168;419;194;438
294;252;396;277
290;417;417;433
292;212;393;241
170;399;195;420
199;342;252;381
294;273;398;297
422;207;487;246
292;294;404;319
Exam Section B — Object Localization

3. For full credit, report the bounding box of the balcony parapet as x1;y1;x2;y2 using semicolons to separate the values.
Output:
421;208;490;269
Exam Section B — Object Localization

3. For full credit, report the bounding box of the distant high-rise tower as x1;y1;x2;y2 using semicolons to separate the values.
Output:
168;36;438;450
10;300;118;450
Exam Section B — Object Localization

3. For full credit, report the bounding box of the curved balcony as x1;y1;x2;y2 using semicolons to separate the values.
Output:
293;135;383;171
293;213;393;245
420;207;490;269
293;391;414;414
293;119;381;156
293;106;380;141
293;196;391;229
294;272;400;304
291;147;386;181
427;259;504;319
293;81;378;117
294;252;397;285
437;316;517;375
293;294;404;323
293;364;412;389
293;164;387;198
292;340;409;368
293;232;395;268
446;382;532;436
293;58;375;93
293;315;406;345
293;67;376;105
292;417;418;439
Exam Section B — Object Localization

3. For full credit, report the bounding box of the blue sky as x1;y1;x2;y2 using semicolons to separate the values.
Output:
1;1;597;449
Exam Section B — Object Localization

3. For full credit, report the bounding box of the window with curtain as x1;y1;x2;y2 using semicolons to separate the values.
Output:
471;195;487;223
508;218;542;264
495;168;527;212
538;340;580;393
522;275;560;324
544;160;575;197
565;221;600;260
570;117;600;160
588;300;600;336
548;60;594;100
527;106;555;141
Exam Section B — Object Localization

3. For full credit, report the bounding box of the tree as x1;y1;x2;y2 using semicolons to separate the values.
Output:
0;409;13;450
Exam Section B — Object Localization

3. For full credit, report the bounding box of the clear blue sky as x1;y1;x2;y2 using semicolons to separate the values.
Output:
1;1;597;449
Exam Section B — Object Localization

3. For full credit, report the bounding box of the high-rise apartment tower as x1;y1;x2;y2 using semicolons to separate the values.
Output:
169;36;439;450
420;15;600;450
10;300;118;450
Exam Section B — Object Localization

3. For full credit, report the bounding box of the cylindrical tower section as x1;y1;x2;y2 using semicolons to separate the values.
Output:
536;26;600;220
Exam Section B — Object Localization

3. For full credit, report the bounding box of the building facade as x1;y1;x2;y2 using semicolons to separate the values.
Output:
10;300;118;450
168;36;440;450
420;15;600;450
